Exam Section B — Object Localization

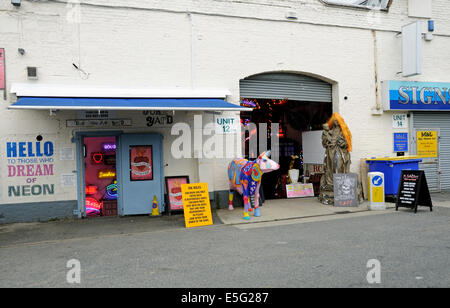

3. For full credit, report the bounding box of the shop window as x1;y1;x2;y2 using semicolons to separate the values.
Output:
321;0;391;10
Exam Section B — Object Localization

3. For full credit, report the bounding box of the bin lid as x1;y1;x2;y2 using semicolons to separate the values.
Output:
366;156;422;163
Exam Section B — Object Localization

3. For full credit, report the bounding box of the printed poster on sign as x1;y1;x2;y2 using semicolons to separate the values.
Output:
416;131;438;158
165;176;189;211
181;183;213;228
393;133;408;152
286;183;314;198
129;145;153;181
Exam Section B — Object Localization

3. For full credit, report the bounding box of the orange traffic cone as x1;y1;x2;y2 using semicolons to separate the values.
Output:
151;195;160;216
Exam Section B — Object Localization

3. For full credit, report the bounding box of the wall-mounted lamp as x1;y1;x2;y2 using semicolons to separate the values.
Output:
11;0;21;7
428;20;435;32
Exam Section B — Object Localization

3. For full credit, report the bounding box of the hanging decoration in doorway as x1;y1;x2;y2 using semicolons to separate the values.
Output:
130;145;153;181
240;98;288;110
272;98;288;106
240;99;259;109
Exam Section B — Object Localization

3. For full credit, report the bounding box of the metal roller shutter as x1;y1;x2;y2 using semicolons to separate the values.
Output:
239;73;332;102
413;112;450;191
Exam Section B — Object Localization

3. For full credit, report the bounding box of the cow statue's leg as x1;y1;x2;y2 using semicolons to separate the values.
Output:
242;181;251;220
228;181;234;211
253;182;261;217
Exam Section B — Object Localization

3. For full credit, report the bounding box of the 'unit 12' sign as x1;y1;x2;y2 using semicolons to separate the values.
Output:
215;116;238;135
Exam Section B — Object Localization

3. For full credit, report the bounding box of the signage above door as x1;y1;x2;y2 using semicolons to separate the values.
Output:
382;81;450;111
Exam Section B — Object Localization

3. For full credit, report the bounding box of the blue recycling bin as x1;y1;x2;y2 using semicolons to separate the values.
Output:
366;157;422;195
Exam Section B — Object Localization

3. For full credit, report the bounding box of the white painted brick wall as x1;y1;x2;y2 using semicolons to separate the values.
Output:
0;0;449;204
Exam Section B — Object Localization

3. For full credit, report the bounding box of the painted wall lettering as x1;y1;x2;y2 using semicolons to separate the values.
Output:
4;140;56;200
7;141;54;158
143;111;173;127
8;164;54;177
8;185;55;197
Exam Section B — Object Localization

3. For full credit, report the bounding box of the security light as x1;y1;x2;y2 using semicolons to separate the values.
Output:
11;0;21;7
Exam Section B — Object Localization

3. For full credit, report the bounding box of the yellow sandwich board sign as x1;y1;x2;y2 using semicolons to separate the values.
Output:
416;131;438;158
181;183;213;228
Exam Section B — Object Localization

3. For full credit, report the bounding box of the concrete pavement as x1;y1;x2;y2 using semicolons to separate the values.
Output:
0;192;446;249
1;203;449;288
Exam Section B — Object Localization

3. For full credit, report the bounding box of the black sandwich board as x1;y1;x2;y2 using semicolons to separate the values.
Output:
333;173;359;207
396;170;433;213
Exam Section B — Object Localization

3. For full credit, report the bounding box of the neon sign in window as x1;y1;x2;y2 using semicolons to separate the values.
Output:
85;185;98;195
92;152;104;164
102;143;117;152
98;169;116;179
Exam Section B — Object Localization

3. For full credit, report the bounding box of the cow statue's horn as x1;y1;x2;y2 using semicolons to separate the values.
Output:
258;150;271;159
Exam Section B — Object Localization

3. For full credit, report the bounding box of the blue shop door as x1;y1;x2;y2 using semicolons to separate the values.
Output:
120;134;164;215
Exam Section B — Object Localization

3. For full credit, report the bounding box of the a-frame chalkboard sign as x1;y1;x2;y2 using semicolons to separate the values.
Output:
396;170;433;213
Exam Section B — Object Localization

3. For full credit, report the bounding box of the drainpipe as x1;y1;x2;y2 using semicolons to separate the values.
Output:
372;30;383;115
188;12;196;89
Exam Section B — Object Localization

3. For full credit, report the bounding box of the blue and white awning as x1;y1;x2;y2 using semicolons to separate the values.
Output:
9;83;250;111
9;97;251;111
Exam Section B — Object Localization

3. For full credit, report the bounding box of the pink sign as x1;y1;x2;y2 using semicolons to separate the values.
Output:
286;183;315;198
0;48;5;89
165;176;189;211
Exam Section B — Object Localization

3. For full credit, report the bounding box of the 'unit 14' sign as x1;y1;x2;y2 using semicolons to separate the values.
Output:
393;114;408;129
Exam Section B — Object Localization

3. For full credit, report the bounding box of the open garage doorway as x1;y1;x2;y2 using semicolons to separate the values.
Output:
239;72;333;200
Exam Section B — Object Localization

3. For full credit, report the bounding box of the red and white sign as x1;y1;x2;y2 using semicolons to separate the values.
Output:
0;48;5;89
130;145;153;181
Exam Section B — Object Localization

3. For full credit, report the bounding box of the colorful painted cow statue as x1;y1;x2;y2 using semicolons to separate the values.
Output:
227;151;280;220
